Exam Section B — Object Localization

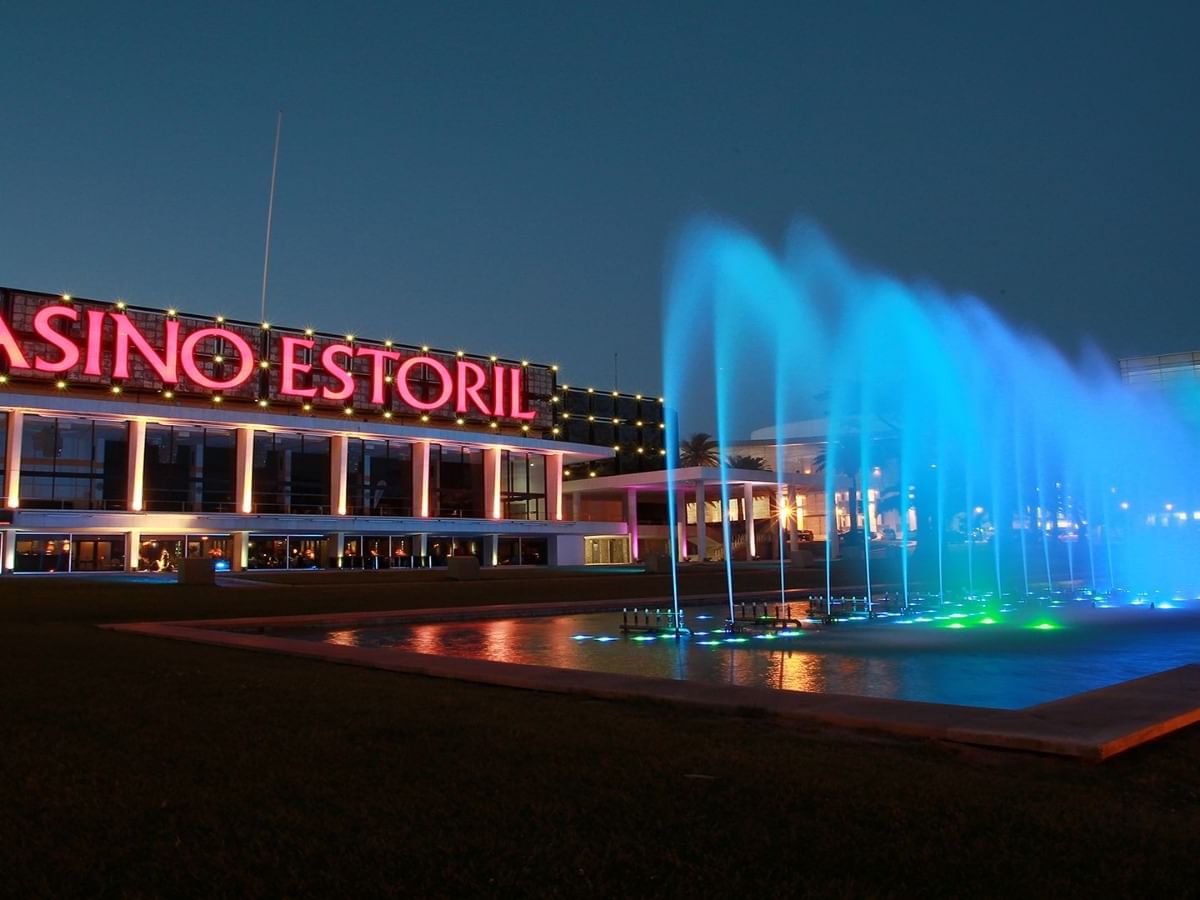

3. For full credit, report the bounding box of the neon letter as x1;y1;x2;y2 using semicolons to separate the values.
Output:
320;343;356;401
510;367;536;420
455;360;491;416
83;310;105;376
356;346;401;404
180;327;255;390
396;356;453;411
32;305;80;373
0;313;31;370
112;314;179;383
491;365;507;417
279;336;317;398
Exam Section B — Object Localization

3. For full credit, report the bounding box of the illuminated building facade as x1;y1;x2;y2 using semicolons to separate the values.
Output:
0;287;664;573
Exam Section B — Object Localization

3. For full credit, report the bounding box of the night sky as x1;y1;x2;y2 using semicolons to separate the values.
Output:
3;2;1198;421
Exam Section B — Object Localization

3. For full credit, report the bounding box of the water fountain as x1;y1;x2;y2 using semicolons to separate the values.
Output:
662;216;1200;618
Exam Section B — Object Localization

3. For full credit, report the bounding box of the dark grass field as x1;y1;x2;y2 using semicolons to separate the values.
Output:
2;570;1199;898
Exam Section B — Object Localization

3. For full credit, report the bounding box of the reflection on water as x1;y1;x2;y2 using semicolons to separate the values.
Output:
278;605;1200;709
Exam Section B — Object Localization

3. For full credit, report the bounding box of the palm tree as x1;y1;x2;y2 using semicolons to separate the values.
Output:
679;432;719;467
726;454;767;470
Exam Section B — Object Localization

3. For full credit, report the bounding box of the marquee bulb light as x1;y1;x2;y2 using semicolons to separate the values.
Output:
61;294;71;301
521;360;529;367
490;355;498;362
421;345;430;352
521;424;529;432
258;360;270;369
551;427;560;435
589;471;597;478
0;375;8;384
304;327;314;336
588;415;595;421
489;421;499;428
258;399;269;407
111;385;122;394
302;403;312;412
56;380;67;389
167;308;177;317
115;300;126;309
385;340;395;347
637;447;644;454
162;390;173;399
345;334;355;342
456;350;464;358
214;355;224;363
216;315;225;323
456;418;465;425
261;322;271;330
587;387;594;393
383;411;393;419
636;420;643;426
550;365;558;372
212;395;222;403
635;394;642;400
420;414;430;422
343;407;353;415
612;444;620;450
612;391;619;397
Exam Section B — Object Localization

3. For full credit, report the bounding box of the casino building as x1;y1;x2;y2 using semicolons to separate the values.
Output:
0;286;669;574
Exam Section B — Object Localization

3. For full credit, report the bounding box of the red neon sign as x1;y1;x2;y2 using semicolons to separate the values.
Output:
0;293;546;425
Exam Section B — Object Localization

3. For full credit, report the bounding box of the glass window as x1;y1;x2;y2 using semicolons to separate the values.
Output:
13;534;71;572
252;432;331;514
430;445;484;518
19;416;128;510
502;451;547;520
144;425;236;512
347;439;413;516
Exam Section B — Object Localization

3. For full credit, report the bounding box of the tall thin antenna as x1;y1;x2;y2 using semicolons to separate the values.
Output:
259;110;283;324
614;351;619;393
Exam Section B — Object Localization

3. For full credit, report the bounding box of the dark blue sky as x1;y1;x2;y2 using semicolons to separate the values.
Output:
3;1;1198;406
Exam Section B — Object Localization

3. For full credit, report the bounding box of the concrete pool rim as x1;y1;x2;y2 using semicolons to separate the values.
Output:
102;592;1200;762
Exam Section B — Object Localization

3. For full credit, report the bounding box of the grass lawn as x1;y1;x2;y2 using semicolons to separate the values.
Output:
2;570;1199;898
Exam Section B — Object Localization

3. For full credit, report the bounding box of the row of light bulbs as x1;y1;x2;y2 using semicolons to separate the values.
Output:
56;295;560;371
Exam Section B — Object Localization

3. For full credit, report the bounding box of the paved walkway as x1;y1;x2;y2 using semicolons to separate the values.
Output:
104;600;1200;762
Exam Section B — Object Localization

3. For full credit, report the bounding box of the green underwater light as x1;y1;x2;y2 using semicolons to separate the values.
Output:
1031;622;1058;631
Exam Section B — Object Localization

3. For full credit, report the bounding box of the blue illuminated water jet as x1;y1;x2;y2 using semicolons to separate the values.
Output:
662;217;1200;603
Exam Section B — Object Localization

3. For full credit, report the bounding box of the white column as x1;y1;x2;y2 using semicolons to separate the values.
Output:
3;528;17;572
326;532;345;567
232;531;249;572
125;529;140;572
236;426;255;514
484;447;503;520
331;434;349;515
546;453;564;521
413;442;431;517
694;480;705;562
5;411;23;509
626;487;639;561
742;482;756;559
787;485;799;559
127;419;147;511
676;488;688;562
